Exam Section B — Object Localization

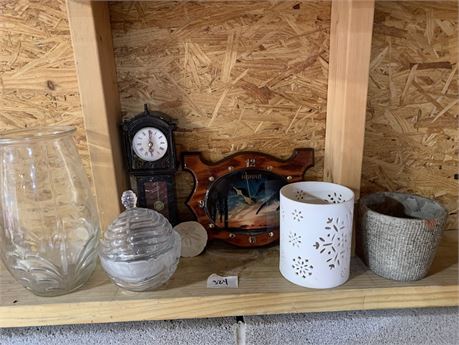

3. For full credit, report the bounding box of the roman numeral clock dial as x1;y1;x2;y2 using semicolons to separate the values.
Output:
132;127;168;162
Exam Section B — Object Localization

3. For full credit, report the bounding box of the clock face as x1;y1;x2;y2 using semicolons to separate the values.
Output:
205;169;286;231
132;127;168;161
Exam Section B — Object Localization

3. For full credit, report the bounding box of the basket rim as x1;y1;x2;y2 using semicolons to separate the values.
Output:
359;191;447;222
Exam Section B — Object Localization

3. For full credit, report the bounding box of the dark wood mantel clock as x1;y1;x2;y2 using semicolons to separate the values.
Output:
121;104;178;225
183;149;314;247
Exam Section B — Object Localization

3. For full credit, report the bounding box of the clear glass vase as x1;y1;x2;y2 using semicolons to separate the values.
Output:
0;126;100;296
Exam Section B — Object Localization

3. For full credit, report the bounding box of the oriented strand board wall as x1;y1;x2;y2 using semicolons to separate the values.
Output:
363;1;458;230
110;1;330;219
0;0;92;180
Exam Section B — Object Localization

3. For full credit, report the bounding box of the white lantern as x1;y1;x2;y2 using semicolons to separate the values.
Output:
279;182;354;289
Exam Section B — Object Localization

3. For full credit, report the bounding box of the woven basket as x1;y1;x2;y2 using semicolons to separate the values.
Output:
358;192;447;281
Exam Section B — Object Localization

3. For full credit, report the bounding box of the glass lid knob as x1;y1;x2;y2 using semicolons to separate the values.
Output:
121;190;137;210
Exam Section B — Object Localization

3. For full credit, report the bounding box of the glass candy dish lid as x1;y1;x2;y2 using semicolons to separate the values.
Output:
100;190;175;262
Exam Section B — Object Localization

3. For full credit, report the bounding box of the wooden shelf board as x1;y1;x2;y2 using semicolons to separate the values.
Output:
0;231;457;328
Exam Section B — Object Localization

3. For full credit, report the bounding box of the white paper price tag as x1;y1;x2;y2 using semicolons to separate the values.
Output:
207;274;238;288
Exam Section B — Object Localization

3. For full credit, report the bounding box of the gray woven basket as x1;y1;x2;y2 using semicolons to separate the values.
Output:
358;192;447;281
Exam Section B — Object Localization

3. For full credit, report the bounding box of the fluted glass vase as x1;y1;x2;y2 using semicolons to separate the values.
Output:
0;126;100;296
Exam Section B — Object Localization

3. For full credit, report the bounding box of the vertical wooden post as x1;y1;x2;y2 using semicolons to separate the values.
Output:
66;0;125;229
324;0;375;198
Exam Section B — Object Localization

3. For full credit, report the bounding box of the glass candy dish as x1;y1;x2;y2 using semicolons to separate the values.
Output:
99;191;180;291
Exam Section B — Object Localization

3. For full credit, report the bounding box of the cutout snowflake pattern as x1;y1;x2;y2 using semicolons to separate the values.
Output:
292;209;303;222
288;232;302;247
292;256;313;278
295;190;306;201
313;217;348;269
324;192;343;204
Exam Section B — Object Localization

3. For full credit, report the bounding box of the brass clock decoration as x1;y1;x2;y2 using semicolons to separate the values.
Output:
121;104;178;225
183;149;314;247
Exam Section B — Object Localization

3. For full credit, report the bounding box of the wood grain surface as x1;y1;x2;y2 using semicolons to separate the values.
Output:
0;231;456;328
109;1;331;220
362;1;458;230
0;0;92;181
67;0;126;229
324;0;375;197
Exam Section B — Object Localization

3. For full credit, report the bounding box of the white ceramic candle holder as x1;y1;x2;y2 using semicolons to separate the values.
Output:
279;182;354;289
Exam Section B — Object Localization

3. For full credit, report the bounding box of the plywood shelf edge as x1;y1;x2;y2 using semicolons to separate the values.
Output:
0;231;457;328
1;285;457;328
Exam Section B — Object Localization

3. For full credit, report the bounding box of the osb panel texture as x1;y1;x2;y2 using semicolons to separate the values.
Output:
110;1;330;219
0;0;92;181
363;1;458;230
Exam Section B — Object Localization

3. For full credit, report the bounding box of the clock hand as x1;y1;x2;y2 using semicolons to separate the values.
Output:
256;192;279;214
243;171;252;199
232;186;255;205
146;134;154;156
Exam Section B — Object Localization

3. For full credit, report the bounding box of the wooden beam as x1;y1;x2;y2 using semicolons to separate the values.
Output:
66;0;125;229
324;0;375;197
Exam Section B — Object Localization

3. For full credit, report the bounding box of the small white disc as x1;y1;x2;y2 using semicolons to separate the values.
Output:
173;221;208;257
